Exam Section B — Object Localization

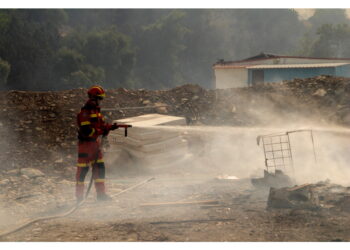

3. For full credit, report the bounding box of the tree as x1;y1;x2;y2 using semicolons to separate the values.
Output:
295;33;315;57
223;9;304;59
62;65;105;89
55;47;84;78
311;24;350;57
0;9;67;90
5;9;349;90
53;47;106;89
57;25;136;89
82;28;135;88
178;10;234;88
134;10;189;89
295;9;350;57
65;9;171;37
308;9;350;33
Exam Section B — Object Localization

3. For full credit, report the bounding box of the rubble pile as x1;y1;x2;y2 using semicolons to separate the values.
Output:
0;75;349;175
267;180;350;212
210;75;350;126
0;84;213;174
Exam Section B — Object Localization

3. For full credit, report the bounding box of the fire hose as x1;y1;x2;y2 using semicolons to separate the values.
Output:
0;123;155;239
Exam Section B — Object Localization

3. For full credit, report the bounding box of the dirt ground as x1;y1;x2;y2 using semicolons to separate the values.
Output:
1;161;350;242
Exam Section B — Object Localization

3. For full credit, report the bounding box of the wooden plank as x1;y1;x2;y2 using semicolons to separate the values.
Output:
287;183;311;191
200;204;225;209
140;200;219;207
150;218;235;225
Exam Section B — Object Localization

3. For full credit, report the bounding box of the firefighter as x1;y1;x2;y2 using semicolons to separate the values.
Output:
76;85;118;202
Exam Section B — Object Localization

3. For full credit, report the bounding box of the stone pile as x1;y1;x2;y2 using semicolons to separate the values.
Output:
0;76;350;176
209;75;350;126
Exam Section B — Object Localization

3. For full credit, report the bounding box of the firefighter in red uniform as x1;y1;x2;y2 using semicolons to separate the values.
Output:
76;85;118;202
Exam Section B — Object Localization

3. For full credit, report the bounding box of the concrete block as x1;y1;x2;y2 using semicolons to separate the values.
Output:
108;114;188;167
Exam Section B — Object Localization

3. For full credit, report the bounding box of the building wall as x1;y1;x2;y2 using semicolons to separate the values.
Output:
215;68;248;89
214;57;350;88
259;67;336;84
335;65;350;77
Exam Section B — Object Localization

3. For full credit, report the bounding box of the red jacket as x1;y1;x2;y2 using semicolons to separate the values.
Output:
77;99;112;141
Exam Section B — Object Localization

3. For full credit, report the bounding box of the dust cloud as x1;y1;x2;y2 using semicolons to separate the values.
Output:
147;124;350;186
69;122;350;223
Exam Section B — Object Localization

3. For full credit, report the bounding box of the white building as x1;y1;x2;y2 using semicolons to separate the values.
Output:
213;53;350;89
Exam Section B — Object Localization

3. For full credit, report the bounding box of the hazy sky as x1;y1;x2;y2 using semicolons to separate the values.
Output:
295;8;350;20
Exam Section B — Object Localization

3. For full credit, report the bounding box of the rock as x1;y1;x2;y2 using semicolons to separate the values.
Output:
267;184;320;210
18;105;26;110
33;176;46;184
0;179;10;186
7;169;20;176
156;107;168;114
312;88;327;97
9;176;20;182
231;105;237;113
154;102;168;113
20;168;45;178
181;98;189;102
22;175;30;180
337;195;350;212
142;100;151;105
55;158;63;163
192;95;199;101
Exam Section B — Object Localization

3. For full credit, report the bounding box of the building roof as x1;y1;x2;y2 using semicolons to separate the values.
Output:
247;62;350;69
214;52;350;67
214;62;350;69
241;52;280;61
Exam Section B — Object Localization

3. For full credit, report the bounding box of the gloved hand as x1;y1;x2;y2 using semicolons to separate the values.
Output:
102;128;109;137
110;123;118;130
